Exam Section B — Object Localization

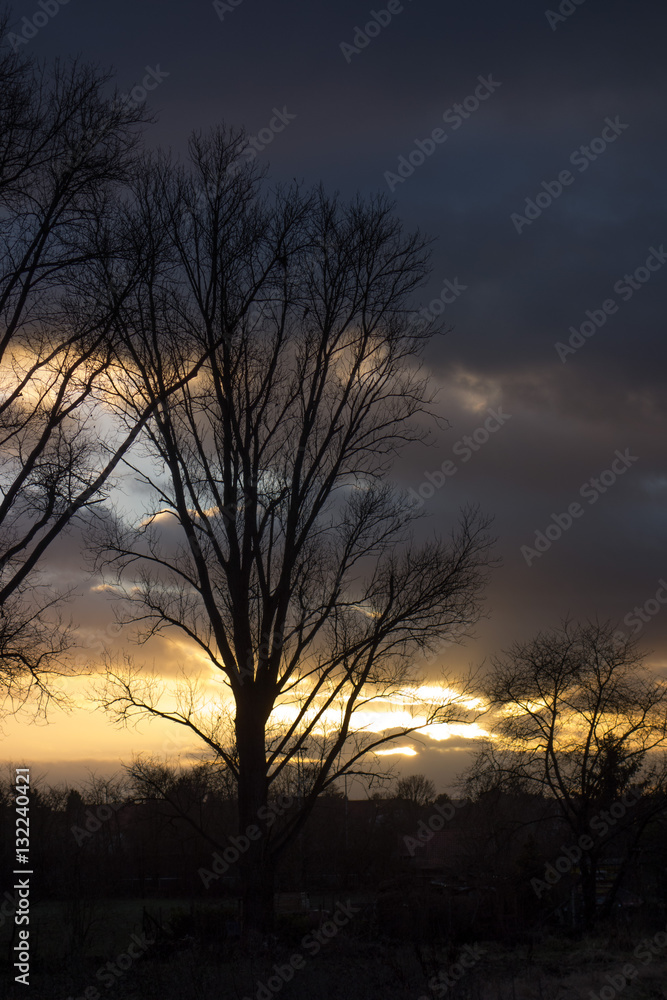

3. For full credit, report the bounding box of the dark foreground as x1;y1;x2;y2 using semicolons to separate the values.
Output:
3;898;667;1000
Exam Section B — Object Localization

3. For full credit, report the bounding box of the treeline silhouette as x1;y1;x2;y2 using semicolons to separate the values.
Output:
2;767;667;948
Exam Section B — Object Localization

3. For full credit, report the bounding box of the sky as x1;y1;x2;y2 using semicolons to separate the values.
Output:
2;0;666;795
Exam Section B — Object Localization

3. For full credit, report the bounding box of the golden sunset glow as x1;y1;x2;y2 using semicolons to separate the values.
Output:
2;649;492;771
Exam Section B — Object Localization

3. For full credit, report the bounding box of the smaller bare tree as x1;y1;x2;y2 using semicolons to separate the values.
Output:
463;619;667;928
395;773;436;808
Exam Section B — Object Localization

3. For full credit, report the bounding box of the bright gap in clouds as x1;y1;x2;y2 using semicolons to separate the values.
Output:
0;668;491;786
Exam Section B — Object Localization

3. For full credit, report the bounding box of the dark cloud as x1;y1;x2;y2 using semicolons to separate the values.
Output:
3;0;665;785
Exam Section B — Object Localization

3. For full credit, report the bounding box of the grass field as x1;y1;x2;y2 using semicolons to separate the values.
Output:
3;899;667;1000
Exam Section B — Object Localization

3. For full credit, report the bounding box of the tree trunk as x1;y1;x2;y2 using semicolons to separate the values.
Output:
236;698;274;938
241;853;276;938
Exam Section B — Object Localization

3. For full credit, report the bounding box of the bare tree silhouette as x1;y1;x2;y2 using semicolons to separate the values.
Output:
463;619;667;928
0;25;236;714
395;773;437;808
0;22;149;713
96;126;496;936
